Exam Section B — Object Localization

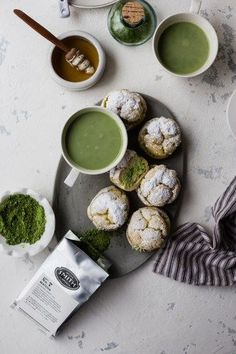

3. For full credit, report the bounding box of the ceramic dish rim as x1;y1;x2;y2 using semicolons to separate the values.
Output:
69;0;118;9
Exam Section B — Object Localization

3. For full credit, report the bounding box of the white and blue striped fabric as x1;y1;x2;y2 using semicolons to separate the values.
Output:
154;177;236;286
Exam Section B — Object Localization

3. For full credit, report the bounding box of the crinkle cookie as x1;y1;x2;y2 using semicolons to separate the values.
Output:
126;207;170;252
87;186;129;231
101;89;147;129
137;165;181;207
109;149;149;191
138;117;181;159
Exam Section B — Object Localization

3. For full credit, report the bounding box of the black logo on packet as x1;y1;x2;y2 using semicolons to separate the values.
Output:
55;267;80;290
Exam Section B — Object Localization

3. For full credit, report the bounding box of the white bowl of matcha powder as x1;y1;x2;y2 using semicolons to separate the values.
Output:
0;188;55;257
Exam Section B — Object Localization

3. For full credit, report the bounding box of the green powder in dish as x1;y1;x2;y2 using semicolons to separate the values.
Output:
158;22;209;75
0;194;46;245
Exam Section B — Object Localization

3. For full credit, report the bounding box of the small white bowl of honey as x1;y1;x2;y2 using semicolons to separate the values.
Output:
49;30;106;91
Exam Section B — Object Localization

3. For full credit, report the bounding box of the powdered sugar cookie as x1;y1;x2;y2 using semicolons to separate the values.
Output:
87;186;129;231
109;149;149;191
139;117;181;159
127;207;170;252
137;165;181;207
101;89;147;130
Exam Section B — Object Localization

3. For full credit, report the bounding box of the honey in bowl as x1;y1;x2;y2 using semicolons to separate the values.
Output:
52;36;99;82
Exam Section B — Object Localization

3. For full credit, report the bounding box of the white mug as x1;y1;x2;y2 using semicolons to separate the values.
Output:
152;0;218;78
61;106;128;187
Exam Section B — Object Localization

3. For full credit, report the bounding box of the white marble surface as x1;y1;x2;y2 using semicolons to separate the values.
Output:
1;0;236;353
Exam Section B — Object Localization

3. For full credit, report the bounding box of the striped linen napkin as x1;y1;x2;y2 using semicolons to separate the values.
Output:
153;176;236;286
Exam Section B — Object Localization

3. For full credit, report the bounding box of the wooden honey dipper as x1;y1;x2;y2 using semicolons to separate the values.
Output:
13;9;95;75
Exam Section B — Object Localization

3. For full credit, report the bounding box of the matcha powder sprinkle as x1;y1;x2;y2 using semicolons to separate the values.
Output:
0;194;46;245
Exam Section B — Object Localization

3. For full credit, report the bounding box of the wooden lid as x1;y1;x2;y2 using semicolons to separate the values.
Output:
122;1;145;27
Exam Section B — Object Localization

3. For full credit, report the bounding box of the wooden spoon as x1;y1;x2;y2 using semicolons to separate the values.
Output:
13;9;95;74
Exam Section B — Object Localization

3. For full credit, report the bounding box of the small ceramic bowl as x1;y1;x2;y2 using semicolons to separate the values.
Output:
49;30;106;91
152;11;218;78
0;188;55;257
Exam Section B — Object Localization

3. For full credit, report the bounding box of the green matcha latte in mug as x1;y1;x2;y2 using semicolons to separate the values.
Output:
152;0;218;78
62;107;128;187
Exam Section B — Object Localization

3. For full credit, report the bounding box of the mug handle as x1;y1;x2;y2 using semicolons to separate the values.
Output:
190;0;202;14
64;168;80;187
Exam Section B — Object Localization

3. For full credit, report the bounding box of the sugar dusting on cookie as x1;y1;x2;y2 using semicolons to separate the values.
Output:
104;89;146;123
139;116;181;158
138;165;180;207
141;228;162;248
126;207;170;252
89;186;128;227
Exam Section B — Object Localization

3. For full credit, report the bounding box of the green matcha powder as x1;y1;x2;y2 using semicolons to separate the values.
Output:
0;194;46;245
78;229;110;261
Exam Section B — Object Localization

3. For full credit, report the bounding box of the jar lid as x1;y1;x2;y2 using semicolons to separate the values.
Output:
122;1;145;27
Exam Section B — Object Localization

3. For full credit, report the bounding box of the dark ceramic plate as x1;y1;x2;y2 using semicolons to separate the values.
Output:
53;94;184;278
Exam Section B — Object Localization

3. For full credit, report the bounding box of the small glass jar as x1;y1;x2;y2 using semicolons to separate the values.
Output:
108;0;157;46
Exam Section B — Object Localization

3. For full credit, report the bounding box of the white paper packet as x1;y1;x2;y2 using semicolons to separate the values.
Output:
11;230;109;337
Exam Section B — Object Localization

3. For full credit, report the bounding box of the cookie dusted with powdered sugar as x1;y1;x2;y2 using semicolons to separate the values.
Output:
127;207;170;252
137;165;181;207
101;89;147;130
87;186;129;231
109;149;149;191
138;117;181;159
